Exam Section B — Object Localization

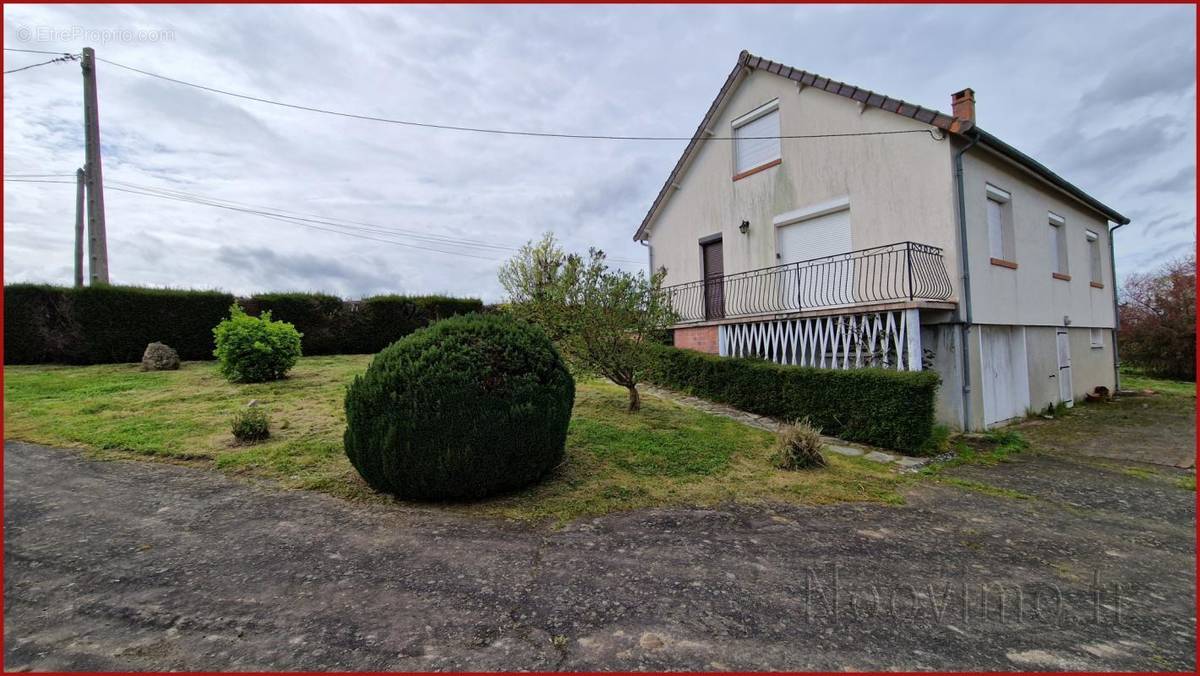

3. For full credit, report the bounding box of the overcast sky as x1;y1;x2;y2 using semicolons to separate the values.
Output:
4;4;1195;302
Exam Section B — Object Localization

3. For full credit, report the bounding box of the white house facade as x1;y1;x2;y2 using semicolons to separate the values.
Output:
634;51;1128;431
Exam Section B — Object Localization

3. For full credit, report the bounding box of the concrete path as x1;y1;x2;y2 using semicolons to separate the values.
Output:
4;440;1194;671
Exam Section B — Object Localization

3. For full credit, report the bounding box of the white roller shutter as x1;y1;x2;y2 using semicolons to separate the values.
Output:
734;109;781;174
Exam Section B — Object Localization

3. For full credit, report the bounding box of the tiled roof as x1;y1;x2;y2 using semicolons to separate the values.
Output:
633;51;1127;241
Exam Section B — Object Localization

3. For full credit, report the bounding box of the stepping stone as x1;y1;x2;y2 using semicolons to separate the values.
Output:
826;445;864;457
896;456;927;468
863;451;896;463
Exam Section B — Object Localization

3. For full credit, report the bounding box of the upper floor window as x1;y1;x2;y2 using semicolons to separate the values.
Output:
732;100;780;179
986;184;1015;266
1087;230;1103;285
1049;212;1069;278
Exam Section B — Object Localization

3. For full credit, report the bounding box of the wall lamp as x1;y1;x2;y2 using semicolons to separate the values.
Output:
738;219;750;235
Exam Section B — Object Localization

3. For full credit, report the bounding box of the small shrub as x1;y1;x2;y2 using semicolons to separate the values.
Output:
231;406;270;443
343;313;575;501
773;420;827;470
213;304;303;383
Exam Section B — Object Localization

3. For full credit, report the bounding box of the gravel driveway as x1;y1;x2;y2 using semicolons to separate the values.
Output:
4;438;1194;671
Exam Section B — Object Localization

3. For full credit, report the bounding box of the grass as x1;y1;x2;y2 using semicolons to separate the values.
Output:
3;356;907;524
1015;368;1195;469
1119;366;1196;398
921;429;1030;476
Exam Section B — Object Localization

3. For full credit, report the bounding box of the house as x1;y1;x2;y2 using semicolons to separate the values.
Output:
633;51;1128;431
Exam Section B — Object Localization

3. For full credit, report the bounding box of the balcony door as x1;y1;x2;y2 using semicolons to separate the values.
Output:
702;238;725;320
776;206;853;308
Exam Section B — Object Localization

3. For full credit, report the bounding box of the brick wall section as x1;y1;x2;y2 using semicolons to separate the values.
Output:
674;326;719;354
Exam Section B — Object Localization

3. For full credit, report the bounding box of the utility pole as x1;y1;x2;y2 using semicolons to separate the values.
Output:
74;168;85;287
81;47;109;284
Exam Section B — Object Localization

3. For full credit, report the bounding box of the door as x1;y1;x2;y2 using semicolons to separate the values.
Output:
702;239;724;320
776;208;853;309
1056;328;1074;408
980;326;1031;426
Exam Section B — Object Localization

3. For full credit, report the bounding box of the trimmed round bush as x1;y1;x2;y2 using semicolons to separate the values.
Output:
343;313;575;501
212;304;303;383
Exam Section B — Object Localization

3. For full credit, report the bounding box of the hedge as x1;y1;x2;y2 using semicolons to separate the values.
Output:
645;343;940;453
4;285;484;365
4;284;234;364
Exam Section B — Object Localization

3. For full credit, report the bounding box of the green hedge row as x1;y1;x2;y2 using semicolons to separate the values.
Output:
4;285;483;365
645;343;940;453
4;284;235;364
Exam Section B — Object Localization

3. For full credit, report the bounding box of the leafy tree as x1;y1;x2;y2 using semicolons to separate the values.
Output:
499;233;675;411
1118;254;1195;381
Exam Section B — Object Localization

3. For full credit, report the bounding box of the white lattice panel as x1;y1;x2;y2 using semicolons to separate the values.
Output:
718;309;922;371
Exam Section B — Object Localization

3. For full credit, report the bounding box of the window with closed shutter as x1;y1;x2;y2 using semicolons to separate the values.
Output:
987;198;1005;259
733;107;780;175
1087;231;1102;283
1049;213;1068;274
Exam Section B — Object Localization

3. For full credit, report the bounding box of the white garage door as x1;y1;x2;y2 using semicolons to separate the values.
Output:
776;207;853;307
980;326;1031;427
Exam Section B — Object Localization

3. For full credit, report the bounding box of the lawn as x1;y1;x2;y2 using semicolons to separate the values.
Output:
1014;367;1195;470
3;356;906;523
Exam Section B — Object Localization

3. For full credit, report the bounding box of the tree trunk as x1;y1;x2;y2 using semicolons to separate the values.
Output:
626;384;641;412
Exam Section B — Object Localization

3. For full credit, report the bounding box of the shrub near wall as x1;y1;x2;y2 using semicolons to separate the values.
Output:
646;344;940;453
3;284;234;364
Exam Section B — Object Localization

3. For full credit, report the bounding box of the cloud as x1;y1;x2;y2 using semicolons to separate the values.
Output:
213;246;401;298
1079;48;1196;107
2;3;1195;296
1041;115;1185;180
1136;166;1196;196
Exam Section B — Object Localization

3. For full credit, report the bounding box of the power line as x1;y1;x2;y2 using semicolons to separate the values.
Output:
4;173;77;178
4;53;78;75
5;177;503;262
4;47;77;56
4;177;648;266
101;179;644;264
4;174;644;263
94;56;940;143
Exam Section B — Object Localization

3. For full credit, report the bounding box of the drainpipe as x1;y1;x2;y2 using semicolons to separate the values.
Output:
1108;222;1127;390
953;130;980;431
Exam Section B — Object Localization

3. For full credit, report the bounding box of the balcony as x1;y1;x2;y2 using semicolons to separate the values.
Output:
663;241;954;324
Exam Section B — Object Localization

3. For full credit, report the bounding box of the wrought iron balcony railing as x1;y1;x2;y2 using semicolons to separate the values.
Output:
663;241;954;324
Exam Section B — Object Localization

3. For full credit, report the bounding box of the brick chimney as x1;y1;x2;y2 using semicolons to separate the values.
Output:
950;88;975;132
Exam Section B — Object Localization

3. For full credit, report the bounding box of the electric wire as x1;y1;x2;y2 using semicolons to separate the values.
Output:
3;47;77;56
4;177;648;266
4;53;78;74
94;56;940;143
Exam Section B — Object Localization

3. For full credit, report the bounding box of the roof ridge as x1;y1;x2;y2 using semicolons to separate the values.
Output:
632;50;1125;241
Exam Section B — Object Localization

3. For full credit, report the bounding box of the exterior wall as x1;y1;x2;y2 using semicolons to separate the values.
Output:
964;324;1118;426
1024;326;1062;414
673;325;719;354
1068;326;1116;397
921;322;965;430
959;145;1117;329
645;69;960;300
